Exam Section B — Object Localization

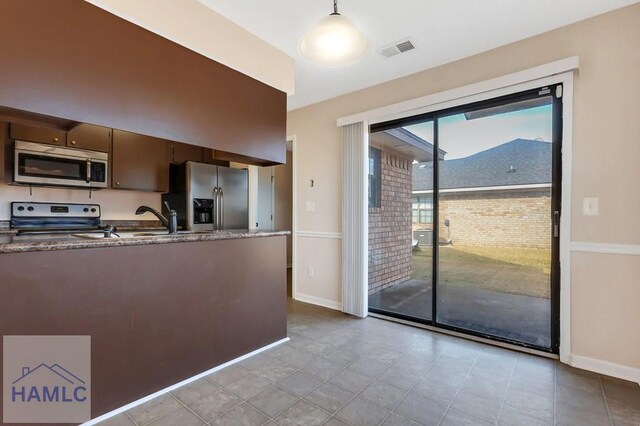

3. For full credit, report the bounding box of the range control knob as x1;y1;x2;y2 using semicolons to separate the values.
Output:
83;208;89;213
17;206;24;211
27;206;34;212
90;208;97;213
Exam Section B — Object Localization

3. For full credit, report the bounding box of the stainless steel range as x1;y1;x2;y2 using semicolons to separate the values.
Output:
10;202;102;237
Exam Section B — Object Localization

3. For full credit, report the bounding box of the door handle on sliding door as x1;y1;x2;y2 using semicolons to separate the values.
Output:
553;211;560;238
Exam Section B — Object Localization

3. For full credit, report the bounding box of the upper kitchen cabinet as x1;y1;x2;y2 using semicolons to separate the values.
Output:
0;122;7;182
0;1;286;165
112;130;168;192
67;123;111;152
10;122;111;152
172;142;204;164
10;123;66;146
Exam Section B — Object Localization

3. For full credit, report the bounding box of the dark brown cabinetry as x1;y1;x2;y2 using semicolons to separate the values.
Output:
10;123;66;146
0;122;7;182
112;130;169;192
67;123;111;152
172;142;204;164
9;122;111;153
0;236;286;419
0;1;286;165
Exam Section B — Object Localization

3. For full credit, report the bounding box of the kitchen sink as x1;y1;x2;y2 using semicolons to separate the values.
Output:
71;230;215;239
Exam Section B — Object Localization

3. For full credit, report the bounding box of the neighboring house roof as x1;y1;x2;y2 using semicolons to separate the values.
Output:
413;138;552;191
370;128;446;162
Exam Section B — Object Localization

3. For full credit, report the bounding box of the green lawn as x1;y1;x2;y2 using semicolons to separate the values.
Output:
412;245;551;298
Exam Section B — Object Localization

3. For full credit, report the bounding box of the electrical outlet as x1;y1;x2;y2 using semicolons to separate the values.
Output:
308;267;314;278
583;198;599;216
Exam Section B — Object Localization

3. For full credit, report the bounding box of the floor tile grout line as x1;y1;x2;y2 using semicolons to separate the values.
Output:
291;321;436;425
494;348;519;425
553;356;558;425
435;343;483;426
168;388;211;424
124;411;139;426
599;376;615;426
377;335;454;426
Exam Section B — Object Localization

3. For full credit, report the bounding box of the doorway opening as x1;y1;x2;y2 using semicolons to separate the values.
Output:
254;146;294;296
367;85;562;353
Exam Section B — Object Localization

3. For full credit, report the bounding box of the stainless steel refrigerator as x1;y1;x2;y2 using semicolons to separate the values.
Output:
163;161;248;231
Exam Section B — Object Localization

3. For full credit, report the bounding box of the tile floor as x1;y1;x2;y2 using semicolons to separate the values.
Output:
101;300;640;426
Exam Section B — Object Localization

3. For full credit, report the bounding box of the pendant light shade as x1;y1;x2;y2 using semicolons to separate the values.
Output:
299;0;368;67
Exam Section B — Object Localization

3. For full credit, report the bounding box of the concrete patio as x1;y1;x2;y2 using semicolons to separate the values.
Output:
368;278;551;348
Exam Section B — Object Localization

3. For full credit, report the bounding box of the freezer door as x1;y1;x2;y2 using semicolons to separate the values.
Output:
217;166;249;230
187;162;217;231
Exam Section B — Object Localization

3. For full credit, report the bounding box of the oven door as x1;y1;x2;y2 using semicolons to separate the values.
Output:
14;141;108;188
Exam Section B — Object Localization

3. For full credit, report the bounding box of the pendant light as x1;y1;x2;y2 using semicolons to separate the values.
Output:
298;0;369;67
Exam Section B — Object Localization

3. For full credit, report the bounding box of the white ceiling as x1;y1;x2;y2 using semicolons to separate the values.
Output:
199;0;638;111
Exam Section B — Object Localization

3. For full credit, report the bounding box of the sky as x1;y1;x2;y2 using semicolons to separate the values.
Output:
404;104;553;160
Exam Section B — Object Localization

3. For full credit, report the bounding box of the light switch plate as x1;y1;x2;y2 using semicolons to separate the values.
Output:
583;198;599;216
306;201;315;212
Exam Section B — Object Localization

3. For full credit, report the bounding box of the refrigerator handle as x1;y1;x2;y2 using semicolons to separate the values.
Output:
220;188;224;230
213;187;219;231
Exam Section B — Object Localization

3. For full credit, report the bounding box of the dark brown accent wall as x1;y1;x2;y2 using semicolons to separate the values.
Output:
0;0;286;165
0;236;287;421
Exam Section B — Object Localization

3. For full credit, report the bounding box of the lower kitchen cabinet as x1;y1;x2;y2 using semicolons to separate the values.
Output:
112;129;169;192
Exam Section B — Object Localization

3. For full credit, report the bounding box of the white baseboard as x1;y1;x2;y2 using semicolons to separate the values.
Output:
82;337;290;425
570;354;640;385
295;292;343;311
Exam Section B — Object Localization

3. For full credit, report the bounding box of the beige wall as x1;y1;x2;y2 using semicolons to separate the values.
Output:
288;4;640;375
86;0;295;94
0;183;161;221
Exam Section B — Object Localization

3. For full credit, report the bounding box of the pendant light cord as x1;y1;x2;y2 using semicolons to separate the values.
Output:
331;0;339;15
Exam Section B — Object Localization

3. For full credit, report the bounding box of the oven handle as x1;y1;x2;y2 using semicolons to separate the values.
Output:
86;159;92;183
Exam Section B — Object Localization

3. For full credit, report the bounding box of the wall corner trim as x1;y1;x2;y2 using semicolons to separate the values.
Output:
336;56;580;127
570;354;640;385
294;293;343;311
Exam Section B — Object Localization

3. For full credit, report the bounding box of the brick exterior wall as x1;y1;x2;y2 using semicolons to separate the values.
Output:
368;150;413;294
413;189;552;248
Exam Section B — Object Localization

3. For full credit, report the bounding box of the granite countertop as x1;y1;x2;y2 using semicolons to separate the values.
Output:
0;229;290;254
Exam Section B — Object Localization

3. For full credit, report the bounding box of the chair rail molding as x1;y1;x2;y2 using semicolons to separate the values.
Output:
296;231;343;239
570;242;640;255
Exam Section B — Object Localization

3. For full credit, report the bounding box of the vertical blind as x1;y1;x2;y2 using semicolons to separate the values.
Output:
342;122;369;317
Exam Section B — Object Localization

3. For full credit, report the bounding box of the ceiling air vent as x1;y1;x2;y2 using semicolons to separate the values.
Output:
378;39;415;59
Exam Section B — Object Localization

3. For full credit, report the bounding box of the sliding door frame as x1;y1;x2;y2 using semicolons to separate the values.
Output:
339;59;576;361
370;85;563;353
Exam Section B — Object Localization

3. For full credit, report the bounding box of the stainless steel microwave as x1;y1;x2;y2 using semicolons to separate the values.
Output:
14;140;108;188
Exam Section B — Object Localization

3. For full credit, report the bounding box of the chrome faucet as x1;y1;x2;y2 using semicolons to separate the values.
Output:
135;202;178;234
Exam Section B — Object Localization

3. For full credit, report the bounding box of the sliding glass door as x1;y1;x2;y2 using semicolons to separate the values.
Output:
368;85;562;352
367;120;435;322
